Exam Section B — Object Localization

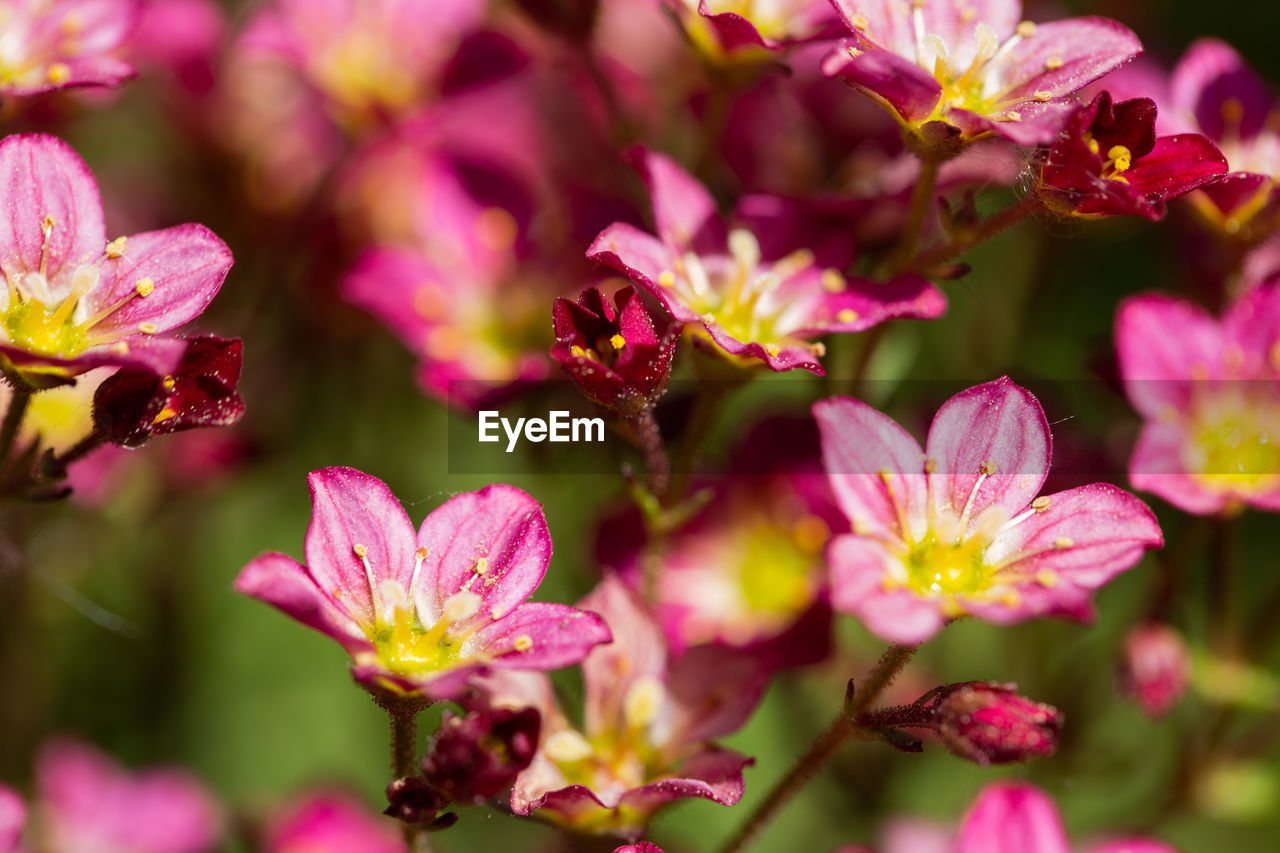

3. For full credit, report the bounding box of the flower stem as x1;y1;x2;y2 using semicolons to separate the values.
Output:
0;382;33;477
887;158;941;273
716;644;918;853
632;407;670;501
384;698;432;853
906;195;1039;273
1208;515;1239;656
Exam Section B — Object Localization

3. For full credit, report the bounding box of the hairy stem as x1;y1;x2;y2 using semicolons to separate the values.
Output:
632;407;670;501
907;195;1039;273
888;158;941;273
716;644;919;853
0;383;32;470
385;699;432;853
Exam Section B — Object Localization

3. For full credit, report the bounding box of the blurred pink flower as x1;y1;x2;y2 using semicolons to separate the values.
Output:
614;845;664;853
235;467;612;700
1116;284;1280;514
0;134;233;384
822;0;1141;147
1119;622;1192;719
816;377;1162;644
264;791;403;853
588;149;945;374
0;0;139;97
129;0;226;99
35;738;220;853
476;577;763;839
0;787;23;853
673;0;840;54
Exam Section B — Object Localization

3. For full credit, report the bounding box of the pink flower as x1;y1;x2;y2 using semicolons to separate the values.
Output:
614;845;664;853
34;738;221;853
0;0;139;97
815;377;1163;644
235;467;612;700
1116;284;1280;514
264;791;404;853
588;149;945;374
0;134;233;384
673;0;840;54
931;682;1062;765
475;577;763;839
822;0;1141;147
0;787;23;853
420;706;541;804
1119;622;1192;719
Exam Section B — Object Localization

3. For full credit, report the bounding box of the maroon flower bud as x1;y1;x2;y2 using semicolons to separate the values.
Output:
1119;623;1192;719
93;336;244;448
384;776;455;829
551;286;679;418
933;682;1063;766
421;707;541;805
1035;91;1228;220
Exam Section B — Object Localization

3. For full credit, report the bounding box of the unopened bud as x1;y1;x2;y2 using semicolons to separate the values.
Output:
421;707;541;804
1119;623;1191;718
934;682;1062;766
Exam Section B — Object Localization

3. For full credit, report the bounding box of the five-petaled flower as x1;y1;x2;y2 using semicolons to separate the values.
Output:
0;0;140;97
1116;283;1280;514
235;467;612;700
1036;91;1227;221
822;0;1141;150
0;134;233;386
588;149;945;374
815;377;1163;644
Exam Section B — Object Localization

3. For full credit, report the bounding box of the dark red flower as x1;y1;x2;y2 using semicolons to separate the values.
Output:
932;682;1063;766
550;286;679;417
421;708;541;805
1036;92;1228;221
93;335;244;448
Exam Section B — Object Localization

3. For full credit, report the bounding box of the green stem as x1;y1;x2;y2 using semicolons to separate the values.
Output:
906;194;1039;274
887;158;941;273
667;363;748;504
632;407;670;501
385;699;432;853
715;644;918;853
0;382;33;475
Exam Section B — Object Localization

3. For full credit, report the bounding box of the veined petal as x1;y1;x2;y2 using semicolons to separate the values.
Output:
0;134;105;290
579;577;667;738
925;377;1051;526
587;223;691;320
1129;421;1233;515
629;149;727;255
828;535;947;644
791;273;947;335
665;644;770;745
825;46;943;124
303;467;418;626
814;396;928;542
700;321;824;374
949;100;1079;146
88;224;233;336
415;484;551;623
955;783;1071;853
997;18;1142;104
233;552;371;654
476;602;612;672
1116;294;1224;419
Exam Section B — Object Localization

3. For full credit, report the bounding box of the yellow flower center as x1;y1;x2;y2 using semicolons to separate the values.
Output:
1187;389;1280;496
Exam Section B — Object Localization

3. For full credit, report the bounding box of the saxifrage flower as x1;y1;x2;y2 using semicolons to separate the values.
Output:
815;377;1163;644
235;467;612;700
0;0;140;97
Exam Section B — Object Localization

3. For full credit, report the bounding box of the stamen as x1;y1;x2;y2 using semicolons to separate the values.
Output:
39;215;55;278
658;270;676;288
511;634;533;652
545;730;593;763
911;0;928;68
728;228;761;272
820;269;844;292
956;463;994;538
353;543;381;614
1044;56;1064;71
408;546;428;594
138;322;158;335
105;236;128;258
683;253;711;298
1107;145;1132;172
1054;536;1073;549
623;675;665;731
1031;496;1052;512
47;264;97;329
46;63;71;85
609;333;626;350
836;308;859;324
878;468;914;541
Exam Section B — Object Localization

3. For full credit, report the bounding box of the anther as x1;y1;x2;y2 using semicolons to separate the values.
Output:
821;269;844;292
162;376;176;391
979;461;997;475
134;278;154;297
353;543;369;558
1031;496;1052;512
1045;56;1064;70
512;635;533;652
47;64;71;85
658;271;676;288
836;308;859;323
105;236;128;258
138;322;158;335
1053;537;1073;549
1032;90;1052;102
1016;21;1037;37
609;333;626;350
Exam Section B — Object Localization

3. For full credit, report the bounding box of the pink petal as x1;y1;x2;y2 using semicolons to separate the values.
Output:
0;786;23;853
698;2;770;50
476;602;612;671
792;273;948;335
233;552;371;654
828;535;946;644
1116;294;1224;418
1128;421;1232;515
0;134;105;287
825;46;943;123
578;577;668;737
700;321;824;374
587;223;689;319
925;377;1051;526
832;0;1019;58
415;485;551;622
955;783;1070;853
629;149;727;254
1224;280;1280;373
616;745;752;810
666;644;770;744
997;18;1142;105
88;224;233;336
303;467;418;625
264;792;404;853
1089;842;1179;853
814;396;928;542
949;100;1080;146
341;247;441;347
1170;38;1272;143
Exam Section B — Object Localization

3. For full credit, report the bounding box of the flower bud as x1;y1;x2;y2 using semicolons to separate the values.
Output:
1119;623;1192;719
420;707;541;805
384;776;453;829
933;682;1062;766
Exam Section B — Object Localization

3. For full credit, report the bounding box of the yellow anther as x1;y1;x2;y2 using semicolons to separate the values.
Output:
821;269;844;292
658;271;676;288
46;63;71;85
959;7;976;22
609;333;626;350
1045;56;1064;70
161;375;176;391
151;407;177;425
1002;590;1022;608
701;312;716;325
441;590;481;623
1107;145;1132;172
105;236;128;258
1035;569;1059;587
134;278;154;297
923;457;938;473
1054;536;1074;549
1031;496;1052;512
512;634;533;652
416;546;428;559
61;14;84;35
1088;138;1100;155
42;214;56;232
836;308;859;324
1033;90;1052;102
353;543;369;558
570;344;588;358
851;13;869;30
624;675;665;730
1003;111;1022;122
979;461;997;475
1016;21;1037;37
764;343;780;357
111;342;129;355
811;342;826;357
138;321;159;335
474;557;489;575
545;730;593;763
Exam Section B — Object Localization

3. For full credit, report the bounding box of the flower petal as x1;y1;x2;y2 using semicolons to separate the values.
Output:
1170;38;1272;144
1116;294;1224;418
665;644;770;744
0;786;23;853
587;223;690;320
415;484;551;622
476;602;612;672
1128;421;1232;515
629;149;727;254
828;534;947;644
578;577;667;737
233;552;371;654
956;783;1070;853
303;467;418;626
824;45;943;123
1118;135;1228;203
1224;280;1280;373
925;377;1051;525
997;18;1142;105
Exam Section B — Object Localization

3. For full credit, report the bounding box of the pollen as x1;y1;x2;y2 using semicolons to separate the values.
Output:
473;556;489;575
923;457;938;473
1016;21;1037;38
1032;90;1052;102
162;375;176;391
1031;496;1052;512
416;546;428;559
353;543;369;558
609;333;626;350
137;322;159;335
545;730;593;763
836;308;859;323
821;269;844;292
151;407;177;425
570;344;588;358
1107;145;1132;172
134;278;154;297
1036;569;1059;587
46;64;71;85
979;461;997;475
851;13;868;30
105;236;128;258
658;271;676;288
1045;56;1064;70
1054;536;1074;549
512;634;533;652
42;214;56;232
765;343;780;357
1003;111;1022;122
